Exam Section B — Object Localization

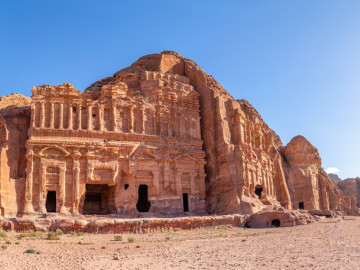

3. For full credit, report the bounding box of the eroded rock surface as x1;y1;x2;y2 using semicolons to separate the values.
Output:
328;173;342;183
0;51;356;218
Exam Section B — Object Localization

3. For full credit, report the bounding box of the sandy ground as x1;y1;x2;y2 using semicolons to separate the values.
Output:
0;216;359;270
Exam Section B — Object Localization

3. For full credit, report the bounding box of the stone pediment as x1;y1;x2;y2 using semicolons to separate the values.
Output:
131;149;157;161
88;148;118;158
38;146;70;156
174;153;196;163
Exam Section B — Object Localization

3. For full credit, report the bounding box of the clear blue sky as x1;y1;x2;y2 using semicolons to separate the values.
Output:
1;1;359;179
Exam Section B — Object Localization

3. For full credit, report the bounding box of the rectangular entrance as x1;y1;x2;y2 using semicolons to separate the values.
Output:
46;191;56;213
83;184;110;215
182;193;189;212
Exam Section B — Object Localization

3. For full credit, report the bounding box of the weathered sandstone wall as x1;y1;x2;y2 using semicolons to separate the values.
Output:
0;51;356;217
85;51;355;215
0;104;30;216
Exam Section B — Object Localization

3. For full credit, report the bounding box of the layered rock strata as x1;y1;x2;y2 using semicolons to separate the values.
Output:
0;51;356;218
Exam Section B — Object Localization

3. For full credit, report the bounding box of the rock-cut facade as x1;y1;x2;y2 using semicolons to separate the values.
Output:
0;51;357;217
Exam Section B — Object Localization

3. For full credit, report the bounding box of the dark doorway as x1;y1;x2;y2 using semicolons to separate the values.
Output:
271;219;281;227
136;185;151;212
299;202;304;209
255;185;263;199
183;193;189;212
83;184;109;215
46;191;56;213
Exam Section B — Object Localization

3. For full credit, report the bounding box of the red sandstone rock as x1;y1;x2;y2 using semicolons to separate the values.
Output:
284;136;358;215
0;51;356;219
337;177;360;209
243;210;320;228
328;173;342;183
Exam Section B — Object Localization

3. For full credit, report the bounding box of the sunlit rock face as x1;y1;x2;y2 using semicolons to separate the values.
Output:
0;51;355;217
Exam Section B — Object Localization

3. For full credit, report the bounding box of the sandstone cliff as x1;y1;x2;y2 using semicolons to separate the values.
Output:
0;95;30;216
0;51;356;217
337;178;360;208
328;173;342;183
85;51;355;215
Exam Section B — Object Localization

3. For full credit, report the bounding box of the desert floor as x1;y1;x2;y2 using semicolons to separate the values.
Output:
0;216;359;270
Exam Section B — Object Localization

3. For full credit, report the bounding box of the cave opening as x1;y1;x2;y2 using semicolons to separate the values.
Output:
299;202;304;209
46;191;56;213
136;185;151;212
271;219;281;227
255;185;263;199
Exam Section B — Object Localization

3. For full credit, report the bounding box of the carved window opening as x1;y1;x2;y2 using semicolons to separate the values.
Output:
255;185;263;199
83;184;110;215
92;114;96;118
271;219;281;227
136;185;151;212
124;184;129;190
46;191;56;213
299;202;304;209
73;107;76;114
183;193;189;212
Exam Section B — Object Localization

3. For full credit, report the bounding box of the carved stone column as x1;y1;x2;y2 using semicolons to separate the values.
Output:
175;171;182;197
40;102;45;128
152;171;160;195
180;115;184;138
59;166;67;214
23;150;34;214
30;103;35;128
59;103;64;129
113;106;118;132
49;102;55;129
39;165;47;214
152;110;156;135
68;104;73;130
72;155;80;214
99;105;104;131
190;173;196;196
128;105;134;133
87;105;92;131
77;104;82;130
140;106;145;134
199;173;206;200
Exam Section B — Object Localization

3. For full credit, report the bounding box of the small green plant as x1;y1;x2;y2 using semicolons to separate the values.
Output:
114;235;123;241
77;232;84;236
77;241;93;245
15;242;20;245
1;245;7;250
0;228;7;239
19;230;43;238
70;231;76;236
55;229;64;236
25;249;36;254
142;228;149;234
5;241;11;245
36;251;42;254
47;232;60;240
127;236;135;243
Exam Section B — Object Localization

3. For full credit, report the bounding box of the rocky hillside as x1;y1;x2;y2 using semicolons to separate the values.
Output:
328;173;342;183
85;51;356;215
0;93;31;109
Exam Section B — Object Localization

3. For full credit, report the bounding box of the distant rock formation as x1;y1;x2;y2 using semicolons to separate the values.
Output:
337;177;360;208
0;93;31;109
328;173;342;183
0;51;357;218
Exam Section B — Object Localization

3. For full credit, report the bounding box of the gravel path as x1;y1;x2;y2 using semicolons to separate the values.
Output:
0;216;359;269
